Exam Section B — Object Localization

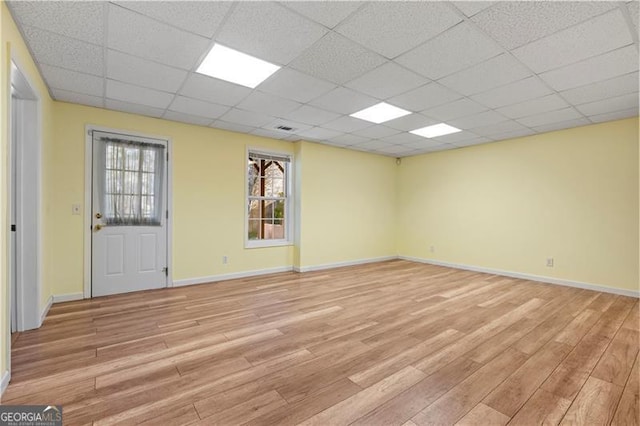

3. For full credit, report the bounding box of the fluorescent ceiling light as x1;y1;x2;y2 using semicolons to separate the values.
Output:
410;123;462;138
196;44;280;89
350;102;411;124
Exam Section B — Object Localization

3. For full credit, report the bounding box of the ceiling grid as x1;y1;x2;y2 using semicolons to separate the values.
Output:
6;0;638;157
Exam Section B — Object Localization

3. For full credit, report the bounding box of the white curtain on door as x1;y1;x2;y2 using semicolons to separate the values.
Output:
94;136;165;226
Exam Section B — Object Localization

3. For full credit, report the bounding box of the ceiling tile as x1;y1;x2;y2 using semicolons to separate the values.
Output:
40;64;103;97
575;93;639;116
218;108;275;128
560;72;639;105
423;98;488;121
471;1;617;49
470;76;552;109
385;113;439;132
532;117;591;133
388;83;462;112
336;2;461;58
168;96;229;119
396;22;502;80
113;1;231;38
180;73;251;107
236;91;301;117
450;136;492;147
352;139;396;151
402;140;451;152
105;99;165;118
107;4;209;70
496;94;569;119
283;1;363;28
262;119;313;134
539;46;639;91
289;32;385;84
21;26;103;76
344;62;427;99
321;139;353;148
308;87;379;115
258;68;337;103
469;120;531;137
588;107;639;123
375;144;421;156
438;54;531;96
448;110;508;129
107;50;188;93
489;128;536;141
452;2;495;17
327;133;370;146
323;116;374;133
283;105;341;126
297;127;343;141
381;132;428;145
432;130;483;144
516;107;583;127
512;10;633;73
210;120;256;134
163;111;213;127
106;80;174;109
250;128;297;141
352;125;401;139
8;1;104;44
51;89;103;108
216;2;327;65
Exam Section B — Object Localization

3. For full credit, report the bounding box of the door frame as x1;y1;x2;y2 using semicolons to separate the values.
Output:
8;59;42;335
83;125;173;298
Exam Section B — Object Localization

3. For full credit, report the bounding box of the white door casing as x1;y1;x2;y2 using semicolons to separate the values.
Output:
91;130;169;297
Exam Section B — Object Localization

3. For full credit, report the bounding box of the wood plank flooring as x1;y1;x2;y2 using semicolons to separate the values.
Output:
2;260;638;425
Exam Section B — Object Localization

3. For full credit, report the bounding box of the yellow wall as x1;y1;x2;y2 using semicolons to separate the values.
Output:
296;141;397;269
397;118;639;292
1;1;55;380
52;102;296;293
51;104;398;294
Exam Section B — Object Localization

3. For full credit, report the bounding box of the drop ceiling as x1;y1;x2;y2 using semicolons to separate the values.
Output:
7;1;640;157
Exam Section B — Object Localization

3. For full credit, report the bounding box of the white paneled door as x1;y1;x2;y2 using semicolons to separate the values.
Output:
91;130;168;297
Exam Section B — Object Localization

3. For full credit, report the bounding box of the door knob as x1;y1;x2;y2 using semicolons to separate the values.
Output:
95;224;104;231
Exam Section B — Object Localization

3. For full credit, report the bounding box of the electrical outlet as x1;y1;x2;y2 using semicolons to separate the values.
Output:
72;204;81;215
546;257;554;267
429;245;435;253
222;255;228;265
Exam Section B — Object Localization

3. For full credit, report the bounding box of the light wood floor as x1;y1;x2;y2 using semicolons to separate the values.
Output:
3;260;638;425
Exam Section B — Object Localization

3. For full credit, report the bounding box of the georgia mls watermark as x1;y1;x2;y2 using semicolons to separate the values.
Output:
0;405;62;426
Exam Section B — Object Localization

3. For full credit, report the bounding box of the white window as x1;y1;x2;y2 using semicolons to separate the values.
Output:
246;149;292;248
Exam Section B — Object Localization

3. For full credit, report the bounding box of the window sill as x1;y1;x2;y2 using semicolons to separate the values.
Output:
245;239;293;249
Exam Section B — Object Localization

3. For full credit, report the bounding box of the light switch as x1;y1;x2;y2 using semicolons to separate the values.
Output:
72;204;81;215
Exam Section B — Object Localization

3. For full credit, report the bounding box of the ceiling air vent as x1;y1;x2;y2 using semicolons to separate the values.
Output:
275;125;296;132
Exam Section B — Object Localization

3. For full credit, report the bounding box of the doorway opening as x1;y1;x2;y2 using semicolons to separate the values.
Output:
7;60;42;378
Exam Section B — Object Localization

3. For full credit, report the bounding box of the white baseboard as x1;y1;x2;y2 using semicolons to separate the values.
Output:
400;255;639;298
0;370;10;399
52;292;84;303
39;295;53;325
172;266;294;287
293;256;398;273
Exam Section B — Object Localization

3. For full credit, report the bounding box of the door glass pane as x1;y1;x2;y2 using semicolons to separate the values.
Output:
96;136;165;226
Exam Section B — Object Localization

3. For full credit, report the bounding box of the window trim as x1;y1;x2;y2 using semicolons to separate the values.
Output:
244;146;294;249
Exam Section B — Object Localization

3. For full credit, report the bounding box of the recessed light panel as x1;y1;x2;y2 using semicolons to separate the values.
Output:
350;102;411;124
196;44;280;89
410;123;462;138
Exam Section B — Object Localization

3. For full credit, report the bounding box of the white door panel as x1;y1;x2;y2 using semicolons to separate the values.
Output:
92;131;168;297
